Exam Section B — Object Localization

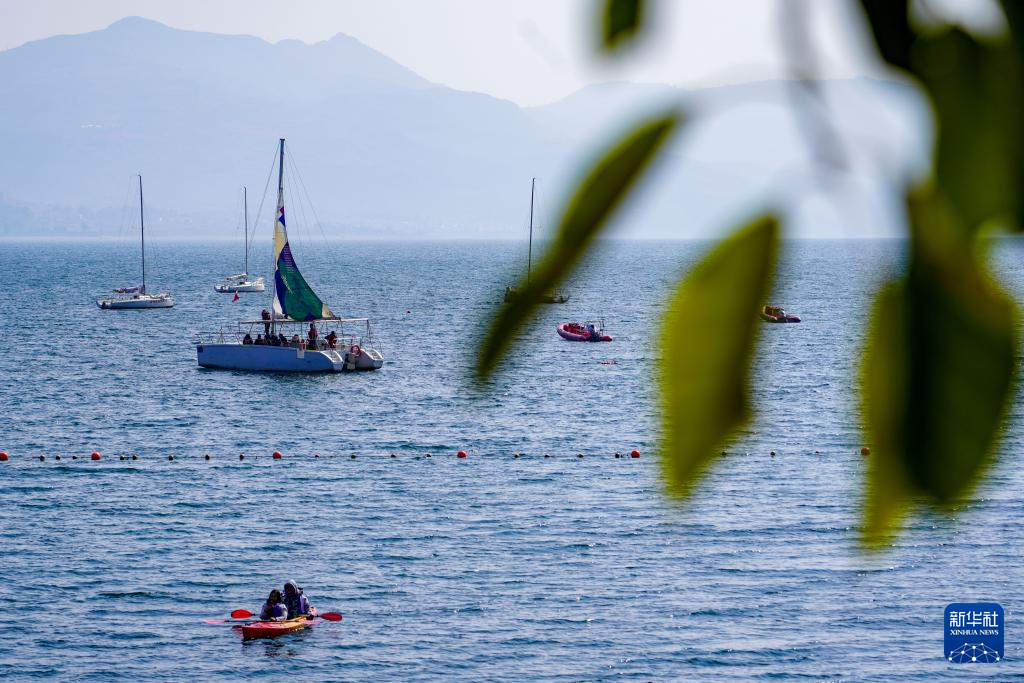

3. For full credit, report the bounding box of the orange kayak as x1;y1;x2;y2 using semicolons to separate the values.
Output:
241;615;315;639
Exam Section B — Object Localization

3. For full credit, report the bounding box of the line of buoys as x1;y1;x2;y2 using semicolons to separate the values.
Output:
1;448;649;463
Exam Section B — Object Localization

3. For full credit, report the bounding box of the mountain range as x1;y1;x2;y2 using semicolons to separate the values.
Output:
0;17;928;239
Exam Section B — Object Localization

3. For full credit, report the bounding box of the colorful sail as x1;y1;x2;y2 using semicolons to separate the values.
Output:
271;141;333;321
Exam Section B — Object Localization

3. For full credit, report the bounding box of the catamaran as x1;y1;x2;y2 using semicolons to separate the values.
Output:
196;138;384;372
214;186;265;293
97;175;174;310
503;177;568;305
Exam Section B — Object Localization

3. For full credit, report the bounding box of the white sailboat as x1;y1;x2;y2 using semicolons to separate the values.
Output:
97;175;173;310
503;177;568;304
197;138;384;372
214;186;265;293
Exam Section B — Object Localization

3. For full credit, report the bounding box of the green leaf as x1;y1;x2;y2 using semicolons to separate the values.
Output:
658;215;779;498
602;0;645;52
912;28;1024;232
860;189;1018;546
474;110;681;382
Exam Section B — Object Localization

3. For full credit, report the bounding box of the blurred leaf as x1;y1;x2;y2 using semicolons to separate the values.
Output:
474;110;681;381
658;215;779;498
861;188;1018;546
912;28;1024;232
602;0;645;52
859;0;913;70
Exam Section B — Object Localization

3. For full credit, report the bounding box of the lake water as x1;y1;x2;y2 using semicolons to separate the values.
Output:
1;238;1022;681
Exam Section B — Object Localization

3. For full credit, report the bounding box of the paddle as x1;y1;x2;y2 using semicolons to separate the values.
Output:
229;609;342;621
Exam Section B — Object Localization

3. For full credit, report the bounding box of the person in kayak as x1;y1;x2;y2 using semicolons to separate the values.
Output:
260;589;288;621
282;580;314;619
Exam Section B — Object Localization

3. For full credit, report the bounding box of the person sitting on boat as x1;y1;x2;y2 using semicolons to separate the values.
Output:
308;323;319;348
278;332;288;346
326;330;337;349
260;589;288;622
242;333;253;345
254;334;264;345
282;580;314;619
261;309;271;336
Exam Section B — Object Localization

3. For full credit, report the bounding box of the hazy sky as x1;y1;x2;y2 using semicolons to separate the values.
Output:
0;0;899;106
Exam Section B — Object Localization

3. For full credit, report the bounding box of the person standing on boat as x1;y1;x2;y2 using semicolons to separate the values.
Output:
261;308;271;336
260;589;288;621
326;330;337;349
307;322;318;349
282;580;314;619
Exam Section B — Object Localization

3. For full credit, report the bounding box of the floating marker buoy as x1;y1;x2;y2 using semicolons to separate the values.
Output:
721;450;726;456
577;453;584;458
815;450;820;454
119;455;125;461
390;453;396;458
544;454;550;458
314;454;319;459
860;447;871;456
204;454;210;461
426;453;432;458
350;454;357;459
513;453;519;459
72;455;78;460
770;451;776;457
90;452;101;461
630;450;640;458
457;450;467;458
239;454;245;461
56;455;62;461
38;455;45;462
131;455;138;461
405;310;411;314
272;451;282;459
0;452;8;462
167;455;174;461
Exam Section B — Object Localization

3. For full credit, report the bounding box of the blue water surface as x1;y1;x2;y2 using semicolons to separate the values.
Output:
1;238;1022;681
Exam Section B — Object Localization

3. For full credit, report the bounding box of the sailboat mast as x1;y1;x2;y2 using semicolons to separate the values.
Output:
243;186;248;276
527;177;535;285
139;174;146;293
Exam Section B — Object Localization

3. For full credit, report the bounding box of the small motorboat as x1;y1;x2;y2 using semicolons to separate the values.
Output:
760;305;801;323
557;319;612;342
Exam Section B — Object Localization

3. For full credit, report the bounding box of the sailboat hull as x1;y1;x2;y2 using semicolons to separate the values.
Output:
214;282;265;293
97;294;174;309
196;343;382;372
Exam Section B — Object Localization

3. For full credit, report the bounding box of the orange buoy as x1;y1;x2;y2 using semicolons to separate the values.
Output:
457;450;467;458
90;452;101;461
860;447;871;456
630;449;640;458
272;451;282;459
0;451;8;462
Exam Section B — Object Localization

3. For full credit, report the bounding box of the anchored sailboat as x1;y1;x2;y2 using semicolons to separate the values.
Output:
504;177;568;304
196;139;383;372
215;186;265;293
97;175;173;310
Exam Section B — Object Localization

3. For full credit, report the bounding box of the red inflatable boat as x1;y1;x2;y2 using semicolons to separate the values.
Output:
557;321;612;342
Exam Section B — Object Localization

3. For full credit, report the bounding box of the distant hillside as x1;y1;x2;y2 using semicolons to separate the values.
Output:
0;18;927;239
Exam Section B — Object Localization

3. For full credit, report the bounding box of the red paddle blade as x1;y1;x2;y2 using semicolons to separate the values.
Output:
319;612;343;621
231;609;255;619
